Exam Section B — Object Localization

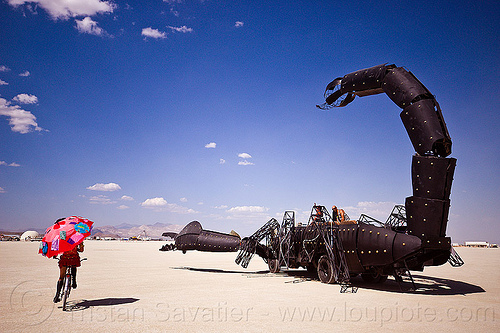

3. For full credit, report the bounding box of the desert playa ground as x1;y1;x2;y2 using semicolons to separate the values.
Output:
0;241;498;332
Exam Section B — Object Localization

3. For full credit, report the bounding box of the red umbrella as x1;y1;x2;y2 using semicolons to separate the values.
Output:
39;216;94;258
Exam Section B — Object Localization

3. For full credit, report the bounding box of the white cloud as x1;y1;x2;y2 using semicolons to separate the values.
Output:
238;153;254;165
75;17;107;36
0;65;10;72
235;21;244;28
168;25;193;33
0;98;44;133
0;161;20;167
89;195;116;205
180;197;188;202
205;142;216;148
142;27;167;39
169;7;179;17
141;197;197;214
13;94;38;104
342;201;398;221
227;206;269;213
86;182;121;191
214;205;228;209
238;153;252;159
117;205;129;209
120;195;134;201
219;158;226;164
141;197;167;207
0;80;8;85
224;205;271;223
19;70;30;77
7;0;116;20
0;187;5;193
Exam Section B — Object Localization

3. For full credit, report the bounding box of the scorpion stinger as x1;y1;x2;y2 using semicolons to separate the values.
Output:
319;63;459;266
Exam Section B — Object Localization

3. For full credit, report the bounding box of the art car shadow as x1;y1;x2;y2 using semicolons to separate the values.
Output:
172;266;484;295
173;266;319;282
63;297;140;312
171;266;269;275
348;274;485;295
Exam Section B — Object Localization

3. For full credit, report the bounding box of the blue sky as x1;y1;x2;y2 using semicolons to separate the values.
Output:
0;0;499;243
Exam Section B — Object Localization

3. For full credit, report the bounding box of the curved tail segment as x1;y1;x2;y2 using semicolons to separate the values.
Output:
174;221;241;253
318;64;456;241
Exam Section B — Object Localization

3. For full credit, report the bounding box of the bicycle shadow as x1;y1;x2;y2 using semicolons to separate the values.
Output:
64;297;139;311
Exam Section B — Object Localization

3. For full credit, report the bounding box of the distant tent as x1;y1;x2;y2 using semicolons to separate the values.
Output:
20;230;39;241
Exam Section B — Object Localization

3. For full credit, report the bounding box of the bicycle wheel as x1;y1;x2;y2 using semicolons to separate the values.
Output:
61;275;71;311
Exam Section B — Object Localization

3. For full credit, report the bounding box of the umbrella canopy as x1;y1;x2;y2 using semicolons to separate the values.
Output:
39;216;94;258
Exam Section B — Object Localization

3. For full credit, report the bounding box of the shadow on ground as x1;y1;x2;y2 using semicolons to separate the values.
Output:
280;270;485;295
350;274;485;295
173;266;484;296
64;297;140;311
171;266;269;275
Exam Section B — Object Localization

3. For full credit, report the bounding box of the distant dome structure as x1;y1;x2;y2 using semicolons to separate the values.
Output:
20;230;39;241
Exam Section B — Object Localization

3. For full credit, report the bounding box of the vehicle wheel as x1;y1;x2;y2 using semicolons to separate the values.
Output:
317;255;336;284
268;259;280;273
361;272;388;283
62;276;71;311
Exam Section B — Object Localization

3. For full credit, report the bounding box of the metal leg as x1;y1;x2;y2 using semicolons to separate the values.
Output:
404;260;416;291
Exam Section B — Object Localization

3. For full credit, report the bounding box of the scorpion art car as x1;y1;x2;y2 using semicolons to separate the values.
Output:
162;64;463;289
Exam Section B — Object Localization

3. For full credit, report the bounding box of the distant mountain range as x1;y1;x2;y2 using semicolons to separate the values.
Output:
91;222;183;239
2;222;184;239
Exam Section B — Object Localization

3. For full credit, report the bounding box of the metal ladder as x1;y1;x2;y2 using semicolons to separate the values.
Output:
309;206;351;286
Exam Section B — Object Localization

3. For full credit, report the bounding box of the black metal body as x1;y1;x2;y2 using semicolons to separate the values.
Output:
170;221;241;253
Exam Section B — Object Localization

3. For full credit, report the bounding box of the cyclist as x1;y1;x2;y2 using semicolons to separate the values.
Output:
53;242;84;303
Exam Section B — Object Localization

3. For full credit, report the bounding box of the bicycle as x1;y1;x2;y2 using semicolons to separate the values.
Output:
57;258;86;311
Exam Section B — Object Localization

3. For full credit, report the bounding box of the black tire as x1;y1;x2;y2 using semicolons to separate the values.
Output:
317;255;336;284
62;276;71;311
268;259;280;273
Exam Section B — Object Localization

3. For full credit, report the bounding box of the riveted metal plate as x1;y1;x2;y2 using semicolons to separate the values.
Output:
411;155;456;200
382;67;429;108
400;99;452;156
196;231;240;252
341;64;387;93
338;225;363;272
356;222;395;266
393;232;422;261
406;196;450;238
